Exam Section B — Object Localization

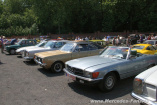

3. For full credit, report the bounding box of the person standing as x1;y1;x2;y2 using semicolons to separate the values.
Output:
0;35;4;53
139;34;143;43
112;37;116;46
116;36;120;46
126;36;131;47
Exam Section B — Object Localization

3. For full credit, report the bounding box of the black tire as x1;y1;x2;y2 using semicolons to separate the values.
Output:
99;72;117;92
9;49;16;55
50;62;64;73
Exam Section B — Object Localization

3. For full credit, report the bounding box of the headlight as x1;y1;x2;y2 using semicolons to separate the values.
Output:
133;78;143;95
84;71;92;78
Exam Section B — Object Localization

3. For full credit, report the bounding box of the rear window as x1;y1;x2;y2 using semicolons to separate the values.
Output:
132;46;144;50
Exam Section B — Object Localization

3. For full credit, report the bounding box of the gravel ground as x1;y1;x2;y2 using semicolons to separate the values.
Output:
0;52;140;105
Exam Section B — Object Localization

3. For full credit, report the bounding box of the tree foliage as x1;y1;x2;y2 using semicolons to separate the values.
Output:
0;0;156;37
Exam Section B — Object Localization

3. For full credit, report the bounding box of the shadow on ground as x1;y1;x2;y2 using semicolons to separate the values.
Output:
38;68;64;77
17;55;22;58
67;76;135;100
23;60;38;66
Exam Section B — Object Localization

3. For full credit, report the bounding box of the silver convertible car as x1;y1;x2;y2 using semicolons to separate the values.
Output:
64;46;157;92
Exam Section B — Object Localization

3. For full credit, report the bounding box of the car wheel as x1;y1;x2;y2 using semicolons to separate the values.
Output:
9;49;16;55
51;62;64;73
99;72;117;92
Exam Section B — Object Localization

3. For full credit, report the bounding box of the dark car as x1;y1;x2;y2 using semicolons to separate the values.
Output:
5;39;37;55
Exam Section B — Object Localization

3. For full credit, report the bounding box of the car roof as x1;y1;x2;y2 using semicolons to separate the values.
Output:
67;41;92;44
49;40;69;42
133;44;152;47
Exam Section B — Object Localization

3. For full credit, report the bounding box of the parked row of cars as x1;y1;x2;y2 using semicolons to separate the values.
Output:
4;39;157;105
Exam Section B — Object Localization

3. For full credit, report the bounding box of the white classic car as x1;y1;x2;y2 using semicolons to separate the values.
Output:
131;65;157;105
16;40;47;54
23;40;69;60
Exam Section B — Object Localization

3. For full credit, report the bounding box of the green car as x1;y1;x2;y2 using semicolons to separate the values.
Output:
5;39;37;55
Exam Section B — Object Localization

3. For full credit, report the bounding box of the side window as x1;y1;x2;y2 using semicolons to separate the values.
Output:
75;44;89;52
88;44;98;50
21;40;26;45
28;40;33;45
149;46;156;50
54;42;63;48
146;46;150;50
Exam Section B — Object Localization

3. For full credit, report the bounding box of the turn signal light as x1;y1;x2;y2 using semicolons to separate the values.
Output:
92;72;99;79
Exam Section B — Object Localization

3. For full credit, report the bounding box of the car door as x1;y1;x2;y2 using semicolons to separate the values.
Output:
71;44;90;59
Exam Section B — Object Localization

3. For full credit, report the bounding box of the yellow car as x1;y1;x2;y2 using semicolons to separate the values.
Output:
132;44;157;55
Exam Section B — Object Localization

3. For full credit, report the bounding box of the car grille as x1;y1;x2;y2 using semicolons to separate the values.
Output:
67;65;83;76
36;57;43;63
143;83;156;101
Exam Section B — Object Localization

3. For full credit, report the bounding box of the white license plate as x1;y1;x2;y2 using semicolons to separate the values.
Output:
66;73;76;81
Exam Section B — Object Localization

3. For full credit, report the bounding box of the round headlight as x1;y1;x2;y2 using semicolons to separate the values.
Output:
133;78;143;95
84;71;91;78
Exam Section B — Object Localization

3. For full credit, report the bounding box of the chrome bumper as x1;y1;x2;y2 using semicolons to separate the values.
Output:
63;68;103;82
131;92;157;105
34;59;47;67
24;57;33;60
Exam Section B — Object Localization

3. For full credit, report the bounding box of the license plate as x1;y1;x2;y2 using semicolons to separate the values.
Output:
66;73;76;81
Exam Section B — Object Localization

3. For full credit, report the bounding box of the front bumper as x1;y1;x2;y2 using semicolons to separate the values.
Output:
24;56;34;60
34;58;47;67
63;68;102;85
131;92;157;105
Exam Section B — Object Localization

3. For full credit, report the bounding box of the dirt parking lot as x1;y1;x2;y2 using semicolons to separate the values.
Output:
0;52;140;105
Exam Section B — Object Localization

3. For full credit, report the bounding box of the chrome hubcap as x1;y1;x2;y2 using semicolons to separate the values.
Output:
11;50;15;54
106;76;114;89
54;63;62;72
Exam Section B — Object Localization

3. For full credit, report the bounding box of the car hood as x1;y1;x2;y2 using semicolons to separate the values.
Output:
66;56;120;72
16;46;35;52
136;66;157;86
145;70;157;86
35;50;69;58
26;47;51;52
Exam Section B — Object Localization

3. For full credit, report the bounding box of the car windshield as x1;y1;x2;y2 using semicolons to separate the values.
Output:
60;43;75;52
35;41;47;47
16;40;22;44
100;46;128;59
43;41;55;48
132;46;144;50
143;41;154;45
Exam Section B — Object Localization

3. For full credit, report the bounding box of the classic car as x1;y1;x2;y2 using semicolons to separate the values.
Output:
34;41;103;73
143;40;157;45
131;65;157;105
63;46;157;92
23;40;69;60
132;44;157;55
5;39;37;55
16;40;47;55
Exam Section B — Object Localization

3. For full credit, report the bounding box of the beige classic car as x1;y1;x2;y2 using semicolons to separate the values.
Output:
34;41;103;73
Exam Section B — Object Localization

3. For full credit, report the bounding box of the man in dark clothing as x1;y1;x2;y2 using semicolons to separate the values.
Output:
0;35;4;53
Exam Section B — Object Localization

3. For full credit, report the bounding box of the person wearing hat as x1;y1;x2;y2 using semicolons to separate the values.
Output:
0;35;4;53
